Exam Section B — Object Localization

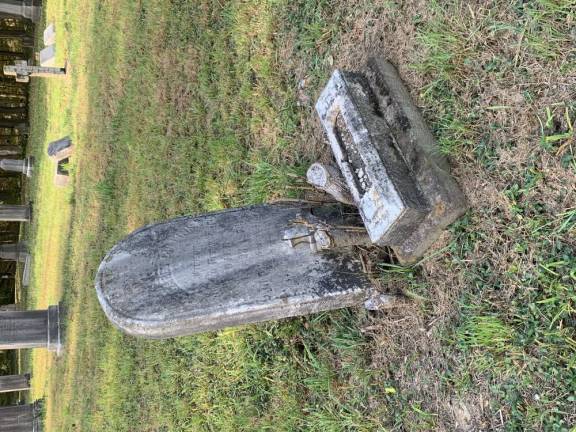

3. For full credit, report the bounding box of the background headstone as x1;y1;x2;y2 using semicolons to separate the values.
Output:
0;373;30;393
0;305;62;354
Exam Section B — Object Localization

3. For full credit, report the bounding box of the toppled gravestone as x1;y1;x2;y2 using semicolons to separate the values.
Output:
315;58;467;263
96;204;386;338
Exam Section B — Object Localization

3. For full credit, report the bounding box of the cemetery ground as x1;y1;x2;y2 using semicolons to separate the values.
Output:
20;0;575;431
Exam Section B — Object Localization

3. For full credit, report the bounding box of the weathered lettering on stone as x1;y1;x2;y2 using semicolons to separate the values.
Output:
316;59;467;263
96;204;374;338
0;305;62;354
0;374;31;393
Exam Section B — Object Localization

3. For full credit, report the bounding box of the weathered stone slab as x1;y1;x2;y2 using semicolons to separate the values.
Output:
316;70;429;246
43;23;56;46
39;46;56;67
364;59;468;262
0;374;31;393
96;204;374;338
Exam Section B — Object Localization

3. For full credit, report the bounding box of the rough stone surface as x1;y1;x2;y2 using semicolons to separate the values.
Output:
0;374;31;393
96;204;373;338
0;305;62;354
39;45;56;67
316;69;429;246
315;60;467;263
364;58;468;262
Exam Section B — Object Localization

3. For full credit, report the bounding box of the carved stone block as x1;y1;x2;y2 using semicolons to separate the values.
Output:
316;60;468;263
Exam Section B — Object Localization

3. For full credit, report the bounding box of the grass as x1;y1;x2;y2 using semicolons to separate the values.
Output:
22;0;576;431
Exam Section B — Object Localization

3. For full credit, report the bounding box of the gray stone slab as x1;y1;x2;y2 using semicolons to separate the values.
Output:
316;70;429;246
96;204;373;338
364;59;468;262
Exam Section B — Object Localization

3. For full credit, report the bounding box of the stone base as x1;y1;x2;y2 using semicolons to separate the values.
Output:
47;304;62;355
22;0;42;23
316;59;468;264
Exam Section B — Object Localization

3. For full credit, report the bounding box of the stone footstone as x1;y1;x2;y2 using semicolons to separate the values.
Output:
316;59;467;264
96;204;375;338
316;69;430;247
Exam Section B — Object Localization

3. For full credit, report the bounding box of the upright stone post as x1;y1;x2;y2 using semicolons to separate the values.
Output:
0;373;31;393
0;157;33;177
0;0;42;23
0;400;43;431
0;204;31;222
0;305;62;354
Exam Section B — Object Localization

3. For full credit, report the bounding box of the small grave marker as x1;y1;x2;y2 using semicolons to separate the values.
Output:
47;136;72;187
0;242;32;286
316;59;467;263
